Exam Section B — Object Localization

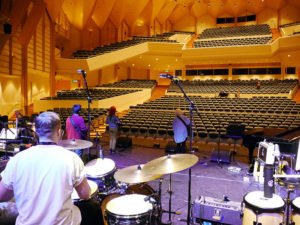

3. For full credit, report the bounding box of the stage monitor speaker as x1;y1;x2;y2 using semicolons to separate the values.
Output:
210;150;232;164
192;196;242;225
3;23;12;34
116;137;132;149
165;141;177;154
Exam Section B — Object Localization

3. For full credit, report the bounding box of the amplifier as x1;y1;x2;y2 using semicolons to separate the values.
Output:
192;196;242;225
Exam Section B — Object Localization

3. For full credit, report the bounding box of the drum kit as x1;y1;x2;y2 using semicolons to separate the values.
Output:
67;147;199;225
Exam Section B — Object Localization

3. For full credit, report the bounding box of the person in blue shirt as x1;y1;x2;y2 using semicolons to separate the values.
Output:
172;109;190;153
106;106;121;153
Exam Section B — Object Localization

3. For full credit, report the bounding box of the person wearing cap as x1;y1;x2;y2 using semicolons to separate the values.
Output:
172;109;190;153
106;106;121;153
66;104;88;158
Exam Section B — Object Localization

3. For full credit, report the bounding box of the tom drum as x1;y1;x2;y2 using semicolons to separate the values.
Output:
292;197;300;224
84;158;116;192
242;191;285;225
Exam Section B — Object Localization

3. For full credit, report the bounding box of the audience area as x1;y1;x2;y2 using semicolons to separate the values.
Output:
117;108;300;143
72;31;192;59
167;79;298;94
194;24;272;48
98;79;157;89
130;96;300;115
42;88;141;100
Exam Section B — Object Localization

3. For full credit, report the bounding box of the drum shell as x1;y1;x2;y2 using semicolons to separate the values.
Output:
85;158;117;192
105;194;153;225
242;191;284;225
87;168;116;193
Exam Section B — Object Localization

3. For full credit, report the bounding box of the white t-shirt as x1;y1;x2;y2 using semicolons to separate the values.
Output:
1;145;85;225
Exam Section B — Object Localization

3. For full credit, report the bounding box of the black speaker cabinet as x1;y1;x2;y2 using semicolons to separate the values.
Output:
3;23;12;34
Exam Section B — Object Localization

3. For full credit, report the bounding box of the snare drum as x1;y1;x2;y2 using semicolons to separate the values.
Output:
84;158;116;192
106;194;154;225
100;183;156;225
242;191;285;225
72;180;98;202
292;197;300;224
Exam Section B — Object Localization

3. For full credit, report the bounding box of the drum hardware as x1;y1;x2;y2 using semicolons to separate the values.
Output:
58;139;93;150
274;174;300;225
143;153;198;224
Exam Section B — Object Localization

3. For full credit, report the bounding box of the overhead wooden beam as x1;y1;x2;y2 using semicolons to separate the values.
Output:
18;0;46;46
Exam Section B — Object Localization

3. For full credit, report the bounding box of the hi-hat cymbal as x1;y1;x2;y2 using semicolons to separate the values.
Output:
58;139;93;150
114;164;162;184
143;154;199;174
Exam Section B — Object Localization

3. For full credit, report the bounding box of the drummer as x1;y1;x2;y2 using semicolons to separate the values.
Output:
0;112;104;225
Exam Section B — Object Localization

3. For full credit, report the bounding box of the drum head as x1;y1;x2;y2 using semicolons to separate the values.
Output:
85;158;115;178
292;197;300;213
244;191;285;213
72;180;98;201
106;194;152;216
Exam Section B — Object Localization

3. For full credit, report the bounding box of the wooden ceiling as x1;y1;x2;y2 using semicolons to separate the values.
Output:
44;0;300;30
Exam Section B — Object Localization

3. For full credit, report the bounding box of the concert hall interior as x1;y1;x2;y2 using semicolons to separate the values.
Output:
1;0;300;224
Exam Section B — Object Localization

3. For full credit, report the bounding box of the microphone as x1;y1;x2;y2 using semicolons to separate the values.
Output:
77;69;86;76
160;74;176;79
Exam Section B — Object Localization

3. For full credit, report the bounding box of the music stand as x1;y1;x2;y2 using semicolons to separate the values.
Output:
226;123;245;160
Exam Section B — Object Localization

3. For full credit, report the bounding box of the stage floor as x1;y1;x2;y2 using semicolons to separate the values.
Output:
92;143;299;225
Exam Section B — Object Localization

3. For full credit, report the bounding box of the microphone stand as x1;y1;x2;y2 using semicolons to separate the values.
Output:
171;78;202;225
79;70;92;161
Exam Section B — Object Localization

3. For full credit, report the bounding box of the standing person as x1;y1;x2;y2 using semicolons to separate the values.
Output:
172;109;190;153
0;111;104;225
106;106;121;153
66;104;88;158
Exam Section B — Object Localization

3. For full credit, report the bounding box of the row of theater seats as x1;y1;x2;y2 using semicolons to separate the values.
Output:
167;79;298;94
118;109;300;142
98;79;157;89
130;96;300;115
194;37;271;48
72;31;190;59
199;24;271;39
42;89;140;100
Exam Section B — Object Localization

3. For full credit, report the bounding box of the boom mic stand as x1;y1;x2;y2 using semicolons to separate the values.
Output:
170;77;202;225
78;69;92;161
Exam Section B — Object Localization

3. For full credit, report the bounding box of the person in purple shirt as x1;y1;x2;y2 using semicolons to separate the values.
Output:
106;106;121;153
66;104;88;157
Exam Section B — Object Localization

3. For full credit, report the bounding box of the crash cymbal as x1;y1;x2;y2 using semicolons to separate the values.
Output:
58;139;93;150
114;164;162;184
143;154;198;174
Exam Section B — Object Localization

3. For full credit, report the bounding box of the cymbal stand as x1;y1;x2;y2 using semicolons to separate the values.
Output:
285;186;294;225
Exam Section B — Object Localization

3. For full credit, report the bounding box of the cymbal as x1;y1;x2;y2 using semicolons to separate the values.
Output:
58;139;93;150
143;154;199;174
114;164;162;184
